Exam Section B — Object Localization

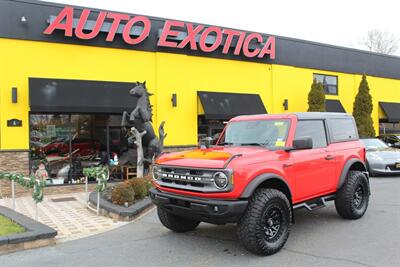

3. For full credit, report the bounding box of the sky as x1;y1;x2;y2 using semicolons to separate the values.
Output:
43;0;400;56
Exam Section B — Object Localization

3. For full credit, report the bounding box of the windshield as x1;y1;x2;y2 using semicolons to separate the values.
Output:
218;119;290;147
361;139;389;150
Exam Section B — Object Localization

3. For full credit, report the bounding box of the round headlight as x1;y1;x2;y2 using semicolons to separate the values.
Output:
213;172;228;189
152;166;159;180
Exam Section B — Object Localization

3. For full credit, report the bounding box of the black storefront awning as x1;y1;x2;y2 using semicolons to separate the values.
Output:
29;78;137;113
326;99;346;113
198;91;267;120
379;102;400;122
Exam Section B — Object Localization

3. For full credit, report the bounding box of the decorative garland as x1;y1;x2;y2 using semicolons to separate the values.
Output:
83;166;109;192
0;172;46;203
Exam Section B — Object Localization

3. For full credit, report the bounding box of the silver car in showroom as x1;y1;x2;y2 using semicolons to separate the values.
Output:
361;138;400;176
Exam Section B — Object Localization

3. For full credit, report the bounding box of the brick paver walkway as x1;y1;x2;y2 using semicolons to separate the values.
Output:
0;192;128;242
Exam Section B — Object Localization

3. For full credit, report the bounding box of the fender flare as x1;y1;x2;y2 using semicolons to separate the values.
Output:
240;173;292;201
337;158;367;189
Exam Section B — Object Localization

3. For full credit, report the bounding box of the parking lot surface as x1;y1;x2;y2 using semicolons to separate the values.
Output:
1;176;399;267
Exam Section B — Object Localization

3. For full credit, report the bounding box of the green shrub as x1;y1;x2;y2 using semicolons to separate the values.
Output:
353;74;375;137
143;175;153;191
111;182;135;206
128;177;151;199
307;79;326;112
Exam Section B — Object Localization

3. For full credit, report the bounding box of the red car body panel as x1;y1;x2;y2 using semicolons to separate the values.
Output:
153;114;365;204
42;139;101;157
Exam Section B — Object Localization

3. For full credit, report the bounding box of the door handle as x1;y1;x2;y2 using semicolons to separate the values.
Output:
325;155;335;160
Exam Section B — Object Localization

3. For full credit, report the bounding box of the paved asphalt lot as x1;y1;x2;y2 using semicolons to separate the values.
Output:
1;176;399;267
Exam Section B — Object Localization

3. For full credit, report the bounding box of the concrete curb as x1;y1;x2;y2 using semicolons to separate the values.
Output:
89;192;153;221
0;206;57;254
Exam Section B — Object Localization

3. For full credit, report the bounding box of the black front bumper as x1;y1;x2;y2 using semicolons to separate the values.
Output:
150;188;248;224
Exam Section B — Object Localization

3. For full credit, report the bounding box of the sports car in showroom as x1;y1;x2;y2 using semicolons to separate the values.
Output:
361;138;400;176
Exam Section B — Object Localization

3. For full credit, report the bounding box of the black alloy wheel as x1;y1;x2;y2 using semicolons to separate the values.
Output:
263;207;283;241
353;184;365;209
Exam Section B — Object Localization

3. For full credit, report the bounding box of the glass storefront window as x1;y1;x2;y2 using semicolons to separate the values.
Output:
379;122;400;134
30;114;70;184
313;73;338;95
30;114;125;186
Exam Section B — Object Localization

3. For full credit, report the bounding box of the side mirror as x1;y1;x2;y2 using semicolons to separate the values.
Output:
293;137;313;150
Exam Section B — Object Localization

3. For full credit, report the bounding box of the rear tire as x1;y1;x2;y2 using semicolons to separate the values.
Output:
157;207;200;233
335;171;369;219
237;188;291;256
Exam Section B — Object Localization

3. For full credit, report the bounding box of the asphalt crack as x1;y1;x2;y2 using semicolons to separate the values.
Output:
283;248;374;267
372;203;400;207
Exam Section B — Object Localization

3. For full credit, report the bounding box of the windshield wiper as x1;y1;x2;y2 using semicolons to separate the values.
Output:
240;143;265;146
218;142;234;146
219;142;271;147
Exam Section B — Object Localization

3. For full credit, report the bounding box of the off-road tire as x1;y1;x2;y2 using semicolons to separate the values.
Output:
237;188;291;256
157;207;200;233
335;171;369;219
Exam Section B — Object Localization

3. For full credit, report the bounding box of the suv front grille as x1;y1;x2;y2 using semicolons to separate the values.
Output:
160;178;204;187
153;166;231;193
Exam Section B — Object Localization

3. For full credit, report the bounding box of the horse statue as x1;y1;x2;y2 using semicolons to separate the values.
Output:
121;81;166;170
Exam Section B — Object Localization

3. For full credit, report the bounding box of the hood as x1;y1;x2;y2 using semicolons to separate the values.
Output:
156;146;270;169
367;148;400;160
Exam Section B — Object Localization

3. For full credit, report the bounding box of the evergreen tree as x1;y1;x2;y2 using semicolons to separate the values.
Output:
307;79;326;112
353;74;376;137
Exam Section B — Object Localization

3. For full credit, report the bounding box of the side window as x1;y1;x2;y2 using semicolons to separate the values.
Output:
295;120;327;148
329;118;358;142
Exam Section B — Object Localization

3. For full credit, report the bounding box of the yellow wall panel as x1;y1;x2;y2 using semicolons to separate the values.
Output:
0;38;399;149
368;75;400;131
270;65;359;114
0;39;156;150
269;65;400;134
155;53;271;146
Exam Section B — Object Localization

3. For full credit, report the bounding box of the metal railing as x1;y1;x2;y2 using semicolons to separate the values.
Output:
85;177;102;216
6;177;42;221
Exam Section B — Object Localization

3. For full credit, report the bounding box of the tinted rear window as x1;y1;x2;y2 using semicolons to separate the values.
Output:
329;118;358;142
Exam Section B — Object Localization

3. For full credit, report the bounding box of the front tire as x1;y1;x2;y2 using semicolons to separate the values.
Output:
237;188;291;256
335;171;369;219
157;207;200;233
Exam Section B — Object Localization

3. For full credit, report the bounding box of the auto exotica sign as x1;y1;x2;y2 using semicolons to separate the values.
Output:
43;7;276;59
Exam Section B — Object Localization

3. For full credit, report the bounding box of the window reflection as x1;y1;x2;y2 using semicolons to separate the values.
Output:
313;74;338;95
30;114;126;185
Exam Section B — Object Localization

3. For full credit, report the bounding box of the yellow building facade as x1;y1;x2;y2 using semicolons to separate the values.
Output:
1;38;399;150
0;0;399;184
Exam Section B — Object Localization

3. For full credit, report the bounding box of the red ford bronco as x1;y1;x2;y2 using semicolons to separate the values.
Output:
150;113;370;255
